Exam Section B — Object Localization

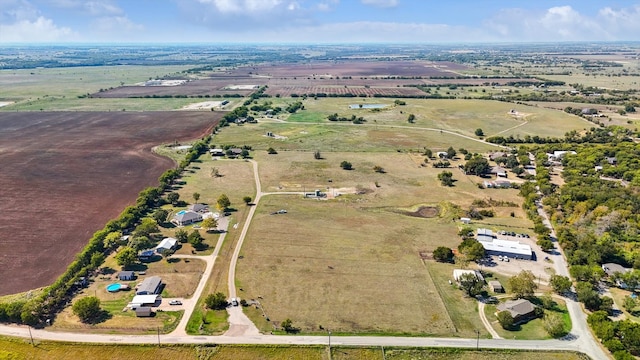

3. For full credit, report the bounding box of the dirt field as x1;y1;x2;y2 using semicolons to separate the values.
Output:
91;79;263;98
0;111;221;296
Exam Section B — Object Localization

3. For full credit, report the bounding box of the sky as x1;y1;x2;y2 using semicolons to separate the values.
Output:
1;0;640;43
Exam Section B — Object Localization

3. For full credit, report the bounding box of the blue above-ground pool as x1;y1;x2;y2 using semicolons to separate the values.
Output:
106;283;121;292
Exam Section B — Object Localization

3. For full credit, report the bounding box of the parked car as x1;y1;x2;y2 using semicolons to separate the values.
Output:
230;297;239;306
169;300;182;305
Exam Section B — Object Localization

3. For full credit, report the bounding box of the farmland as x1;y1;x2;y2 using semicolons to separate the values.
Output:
0;111;221;295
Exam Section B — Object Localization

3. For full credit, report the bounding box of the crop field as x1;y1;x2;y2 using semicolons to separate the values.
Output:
229;60;469;78
264;85;426;97
0;111;221;296
91;79;262;98
3;97;203;111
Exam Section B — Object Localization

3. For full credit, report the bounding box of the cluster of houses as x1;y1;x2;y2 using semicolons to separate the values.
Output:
477;228;533;260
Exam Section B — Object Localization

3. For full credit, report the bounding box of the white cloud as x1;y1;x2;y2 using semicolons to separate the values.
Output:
598;5;640;34
93;16;144;33
482;5;616;41
46;0;123;15
0;16;75;42
196;0;295;14
361;0;397;8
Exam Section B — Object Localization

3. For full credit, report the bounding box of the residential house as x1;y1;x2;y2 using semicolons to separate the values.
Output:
188;203;209;213
489;152;508;161
155;237;178;254
172;210;202;226
118;271;135;281
138;249;155;261
497;299;538;324
490;166;507;178
602;263;630;277
136;276;163;295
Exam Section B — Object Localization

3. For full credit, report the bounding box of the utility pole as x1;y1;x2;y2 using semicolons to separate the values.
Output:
476;329;480;350
328;330;332;360
157;326;160;347
28;326;34;346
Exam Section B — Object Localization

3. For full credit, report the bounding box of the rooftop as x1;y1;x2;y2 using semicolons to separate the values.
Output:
479;238;532;257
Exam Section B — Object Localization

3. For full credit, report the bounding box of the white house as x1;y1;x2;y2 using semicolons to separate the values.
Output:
155;237;178;253
172;210;202;226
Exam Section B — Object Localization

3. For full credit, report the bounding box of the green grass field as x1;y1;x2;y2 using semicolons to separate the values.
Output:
0;65;190;101
0;337;588;360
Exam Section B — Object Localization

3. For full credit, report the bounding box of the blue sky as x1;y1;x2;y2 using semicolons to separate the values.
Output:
1;0;640;43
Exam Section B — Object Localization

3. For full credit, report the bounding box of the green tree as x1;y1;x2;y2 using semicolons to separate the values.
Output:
537;238;554;252
72;296;102;323
152;209;168;224
623;296;637;312
201;217;218;232
167;192;180;204
458;272;483;297
205;292;228;310
90;252;105;269
407;114;416;123
314;150;322;160
424;148;433;158
446;146;456;159
459;239;485;262
243;196;252;205
188;230;204;248
267;147;277;154
475;128;484;137
193;192;200;203
550;275;572;295
543;312;567;338
625;104;636;113
464;155;490;176
433;246;453;262
175;228;188;243
217;194;231;212
437;171;454;186
135;218;159;237
509;270;537;299
497;311;514;330
340;161;353;170
103;231;123;249
281;318;299;333
129;235;152;251
115;247;137;268
576;282;604;311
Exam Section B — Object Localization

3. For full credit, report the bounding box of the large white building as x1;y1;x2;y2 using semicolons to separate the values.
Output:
476;228;533;260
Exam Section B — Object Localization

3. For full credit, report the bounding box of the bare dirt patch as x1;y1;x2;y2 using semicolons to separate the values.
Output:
180;101;224;110
403;206;439;218
0;111;222;295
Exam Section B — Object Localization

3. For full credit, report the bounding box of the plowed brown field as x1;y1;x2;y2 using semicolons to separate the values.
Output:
0;111;220;295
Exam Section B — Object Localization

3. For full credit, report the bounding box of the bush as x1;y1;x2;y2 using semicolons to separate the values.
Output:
205;292;228;310
433;246;453;262
340;161;353;170
72;296;101;323
497;311;514;330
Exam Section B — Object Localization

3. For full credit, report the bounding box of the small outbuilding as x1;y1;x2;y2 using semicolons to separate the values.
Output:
488;280;504;293
118;271;135;281
188;203;209;213
453;269;485;283
134;306;154;317
460;217;471;224
155;237;178;254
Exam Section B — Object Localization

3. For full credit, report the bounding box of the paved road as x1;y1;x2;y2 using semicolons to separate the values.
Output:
536;200;610;360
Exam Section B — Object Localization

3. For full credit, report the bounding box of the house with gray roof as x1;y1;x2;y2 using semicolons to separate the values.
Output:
188;203;209;213
497;298;537;324
172;210;202;226
136;276;163;295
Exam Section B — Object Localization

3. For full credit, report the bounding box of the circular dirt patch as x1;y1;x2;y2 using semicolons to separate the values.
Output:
402;206;439;218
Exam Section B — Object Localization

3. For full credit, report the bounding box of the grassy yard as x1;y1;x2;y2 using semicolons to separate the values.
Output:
49;254;202;333
484;298;571;340
0;337;589;360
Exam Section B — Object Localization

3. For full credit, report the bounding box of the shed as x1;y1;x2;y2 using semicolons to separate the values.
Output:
453;269;484;283
118;271;135;281
488;280;504;293
138;249;155;261
460;217;471;224
188;203;208;213
155;238;178;253
210;148;225;156
134;307;153;317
